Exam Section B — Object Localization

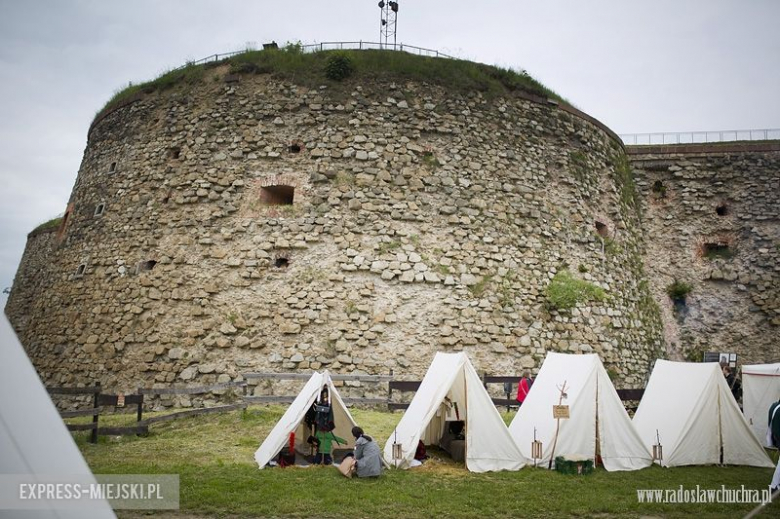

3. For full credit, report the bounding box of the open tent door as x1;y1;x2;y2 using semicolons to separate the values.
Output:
254;371;357;468
383;352;525;472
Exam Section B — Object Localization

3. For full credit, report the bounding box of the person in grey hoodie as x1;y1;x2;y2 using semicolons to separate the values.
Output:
351;426;382;478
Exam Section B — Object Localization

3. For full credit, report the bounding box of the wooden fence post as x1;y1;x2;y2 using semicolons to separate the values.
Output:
136;388;144;423
387;369;394;409
91;383;100;444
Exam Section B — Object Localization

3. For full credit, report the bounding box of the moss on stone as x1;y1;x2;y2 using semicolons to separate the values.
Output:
31;216;63;234
545;270;606;310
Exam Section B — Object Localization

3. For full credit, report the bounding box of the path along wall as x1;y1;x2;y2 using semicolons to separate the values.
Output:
6;64;664;403
629;142;780;364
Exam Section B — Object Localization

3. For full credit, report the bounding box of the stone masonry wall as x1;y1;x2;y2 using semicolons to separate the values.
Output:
630;143;780;364
6;64;664;403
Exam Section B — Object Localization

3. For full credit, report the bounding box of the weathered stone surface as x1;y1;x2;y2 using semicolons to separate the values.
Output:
12;68;776;406
179;366;198;381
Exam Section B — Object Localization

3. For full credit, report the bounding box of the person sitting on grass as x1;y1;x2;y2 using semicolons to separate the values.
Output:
313;425;346;466
350;426;382;478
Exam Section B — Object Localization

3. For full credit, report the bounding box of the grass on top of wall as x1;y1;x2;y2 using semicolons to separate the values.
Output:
96;44;566;121
30;216;63;234
72;406;778;519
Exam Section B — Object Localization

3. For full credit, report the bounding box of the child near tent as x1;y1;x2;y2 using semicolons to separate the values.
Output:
313;426;346;465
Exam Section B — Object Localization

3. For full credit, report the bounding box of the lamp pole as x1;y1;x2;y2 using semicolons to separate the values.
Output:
378;1;399;49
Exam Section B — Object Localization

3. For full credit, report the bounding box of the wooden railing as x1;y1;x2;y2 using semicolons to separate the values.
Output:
49;376;645;441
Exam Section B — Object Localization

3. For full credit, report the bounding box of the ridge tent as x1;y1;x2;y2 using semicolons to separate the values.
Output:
0;315;115;518
633;359;773;468
741;363;780;443
508;351;652;471
382;352;526;472
254;370;357;468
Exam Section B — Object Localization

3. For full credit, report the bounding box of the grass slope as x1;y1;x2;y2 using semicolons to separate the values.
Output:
73;406;778;518
97;44;566;121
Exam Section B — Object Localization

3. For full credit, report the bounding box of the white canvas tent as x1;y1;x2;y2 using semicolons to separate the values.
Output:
508;352;652;471
254;371;357;468
633;359;773;468
0;315;115;518
742;363;780;443
382;352;526;472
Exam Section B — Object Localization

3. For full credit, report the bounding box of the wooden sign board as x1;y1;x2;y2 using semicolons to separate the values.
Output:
552;405;570;419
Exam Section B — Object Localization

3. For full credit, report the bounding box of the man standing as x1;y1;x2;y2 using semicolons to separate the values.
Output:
516;371;533;406
722;364;742;403
769;397;780;492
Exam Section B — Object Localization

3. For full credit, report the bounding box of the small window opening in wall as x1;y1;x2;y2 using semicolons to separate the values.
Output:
716;203;729;216
274;257;289;268
169;147;181;160
595;221;610;238
109;162;117;173
289;143;302;153
702;242;733;260
137;260;157;273
94;203;105;217
260;185;294;206
75;263;87;277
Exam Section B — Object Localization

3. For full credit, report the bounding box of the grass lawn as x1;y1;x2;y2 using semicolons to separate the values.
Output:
73;406;779;518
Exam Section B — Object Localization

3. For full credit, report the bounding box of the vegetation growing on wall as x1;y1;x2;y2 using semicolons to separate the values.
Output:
96;43;566;120
545;270;606;310
324;52;355;81
666;280;692;301
611;153;640;215
30;216;63;234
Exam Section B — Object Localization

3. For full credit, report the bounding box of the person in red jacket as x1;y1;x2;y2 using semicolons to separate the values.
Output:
516;371;533;406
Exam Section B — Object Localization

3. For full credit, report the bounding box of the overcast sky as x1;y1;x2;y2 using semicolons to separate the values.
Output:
1;0;779;306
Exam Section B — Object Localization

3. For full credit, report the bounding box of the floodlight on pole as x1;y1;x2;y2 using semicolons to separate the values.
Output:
378;0;399;49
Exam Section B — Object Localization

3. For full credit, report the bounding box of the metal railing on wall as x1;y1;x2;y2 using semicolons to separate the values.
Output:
176;41;454;71
620;128;780;146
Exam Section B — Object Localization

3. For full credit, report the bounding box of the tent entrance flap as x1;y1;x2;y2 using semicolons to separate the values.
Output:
420;371;467;448
383;352;526;472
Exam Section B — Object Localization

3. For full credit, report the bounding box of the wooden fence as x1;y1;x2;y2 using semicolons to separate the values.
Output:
47;383;147;443
245;371;645;411
49;375;645;442
48;381;247;443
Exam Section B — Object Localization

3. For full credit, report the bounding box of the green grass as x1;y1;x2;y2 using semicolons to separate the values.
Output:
98;62;205;120
72;406;778;518
96;45;567;120
467;274;494;297
666;280;693;300
611;153;641;212
544;269;606;310
31;216;63;233
377;239;402;254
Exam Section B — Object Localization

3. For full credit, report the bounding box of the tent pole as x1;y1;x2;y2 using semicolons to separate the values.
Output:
717;387;724;465
548;380;567;469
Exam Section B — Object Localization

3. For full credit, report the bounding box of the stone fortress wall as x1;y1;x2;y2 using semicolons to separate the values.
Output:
7;58;775;403
629;142;780;365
